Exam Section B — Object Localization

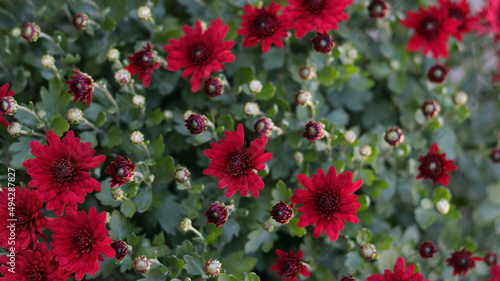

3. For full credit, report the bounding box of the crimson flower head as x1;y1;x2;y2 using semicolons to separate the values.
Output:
49;207;115;280
485;252;498;266
446;248;483;277
237;2;295;52
105;156;136;187
22;130;106;216
311;33;335;53
490;148;500;163
0;83;16;127
485;264;500;281
205;201;229;228
282;0;354;39
476;0;500;44
0;186;47;252
438;0;478;42
368;0;389;19
0;242;70;281
427;64;449;83
111;240;130;261
367;257;429;281
270;249;310;281
419;241;438;259
270;201;294;224
416;143;457;186
66;69;94;105
400;5;460;59
291;166;362;241
125;43;160;88
203;123;273;198
164;19;235;92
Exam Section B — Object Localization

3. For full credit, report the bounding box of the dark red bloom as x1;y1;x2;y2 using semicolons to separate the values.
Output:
185;113;207;134
105;156;136;187
65;69;94;105
341;275;355;281
270;249;310;281
416;143;457;186
291;167;362;241
0;242;70;281
427;64;449;83
205;201;228;228
72;13;89;29
270;201;294;224
237;2;295;52
490;148;500;163
48;207;115;280
0;83;15;127
303;121;325;141
368;0;389;19
125;43;160;88
0;186;47;252
485;264;500;281
311;33;335;53
421;100;440;118
446;248;483;277
400;5;460;59
204;77;224;97
437;0;478;42
475;0;500;44
110;240;130;261
419;241;438;259
282;0;354;39
485;252;498;266
22;130;106;216
164;19;235;92
367;257;429;281
203;123;273;198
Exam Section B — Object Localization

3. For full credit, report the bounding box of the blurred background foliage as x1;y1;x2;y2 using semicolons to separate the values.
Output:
0;0;499;280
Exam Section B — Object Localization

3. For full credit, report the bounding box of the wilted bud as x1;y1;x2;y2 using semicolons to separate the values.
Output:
295;90;312;106
311;33;334;53
427;64;449;83
107;48;120;62
111;188;125;201
66;108;83;124
7;122;22;137
137;6;152;21
299;66;315;80
203;259;222;277
359;243;377;261
114;69;131;85
21;22;41;42
360;145;372;157
179;218;192;232
344;130;357;144
244;102;260;117
133;255;151;274
205;202;229;228
435;199;450;215
132;95;146;108
130;131;145;144
41;55;55;69
174;167;191;183
248;80;262;94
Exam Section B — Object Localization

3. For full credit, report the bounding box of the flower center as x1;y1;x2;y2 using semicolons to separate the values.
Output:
419;17;439;39
227;153;251;174
281;257;300;276
373;3;384;14
53;160;75;181
315;191;339;215
73;230;93;250
448;8;464;22
425;103;435;114
191;44;209;64
387;131;400;142
254;14;276;37
305;0;325;13
459;257;471;267
433;68;443;78
16;211;30;226
27;269;45;281
142;54;153;63
0;98;9;112
422;155;443;177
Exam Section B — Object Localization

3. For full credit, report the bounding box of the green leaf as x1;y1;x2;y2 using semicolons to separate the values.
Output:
121;199;136;218
357;194;371;212
39;78;71;117
318;66;338;86
244;273;260;281
265;104;278;118
271;180;293;203
415;207;435;229
101;125;122;148
156;196;182;235
356;228;372;245
262;47;285;70
432;187;451;203
183;254;205;276
95;178;121;207
150;156;175;184
218;274;239;281
345;251;363;273
102;17;117;31
126;232;140;247
218;114;234;131
255;82;275;100
133;187;153;213
221;251;257;276
165;256;184;278
286;217;307;237
149;135;165;159
244;228;277;254
145;108;165;127
95;111;106;127
175;240;197;257
8;137;35;169
49;116;69;137
152;232;165;247
372;233;394;250
108;210;142;240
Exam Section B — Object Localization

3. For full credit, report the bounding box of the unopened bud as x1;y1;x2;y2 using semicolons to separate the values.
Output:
295;90;312;106
299;66;315;80
21;22;41;42
203;259;222;277
244;102;259;117
137;6;152;21
130;131;144;144
435;199;450;215
7;122;22;137
114;69;131;85
359;243;377;261
107;48;120;62
453;91;468;106
132;95;145;108
179;218;192;232
293;151;304;164
248;80;262;94
360;145;372;157
111;188;125;201
174;167;190;183
41;55;55;69
133;255;151;274
67;108;83;124
344;130;357;144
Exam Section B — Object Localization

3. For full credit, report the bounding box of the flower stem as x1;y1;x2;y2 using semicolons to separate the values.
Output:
39;32;67;55
309;103;316;119
17;105;42;124
94;83;120;125
353;158;366;180
324;131;332;163
20;130;45;137
417;118;431;135
188;226;205;241
133;171;145;183
405;253;419;260
207;120;219;141
141;143;151;159
50;65;62;81
81;117;96;129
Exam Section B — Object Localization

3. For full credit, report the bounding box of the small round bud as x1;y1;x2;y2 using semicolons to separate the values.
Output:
0;96;18;115
295;90;312;106
341;274;356;281
21;22;41;42
270;201;294;224
164;110;173;119
11;27;21;37
37;110;46;119
384;127;404;146
111;188;125;201
453;91;468;106
205;202;229;228
368;0;389;19
7;122;22;137
421;100;440;118
485;252;498;266
105;211;111;224
133;255;151;274
435;199;450;215
72;13;89;29
244;102;260;117
132;95;146;108
130;131;145;144
419;241;438;259
263;220;275;232
344;130;357;144
490;148;500;163
185;114;208;134
248;80;263;94
114;69;131;86
174;167;191;183
179;218;192;232
299;66;315;80
359;243;377;261
293;151;304;164
254;117;274;137
137;6;152;21
41;55;55;69
204;77;224;97
66;108;83;124
203;259;222;277
346;240;356;250
427;64;449;83
311;33;334;53
360;145;372;157
107;48;120;62
111;240;130;261
303;121;325;141
185;278;192;281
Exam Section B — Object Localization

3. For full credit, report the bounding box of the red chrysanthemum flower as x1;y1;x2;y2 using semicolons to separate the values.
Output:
237;2;295;52
0;242;70;281
205;201;229;228
437;0;479;42
270;201;294;224
65;69;94;105
48;207;115;280
290;166;362;241
367;257;429;281
164;19;235;92
203;123;273;198
270;249;310;281
22;130;106;216
368;0;389;19
485;264;500;281
427;64;449;83
476;0;500;43
446;248;483;277
416;143;457;186
0;83;16;127
105;156;136;188
311;33;335;53
125;43;160;88
419;241;438;259
341;274;355;281
110;240;130;261
400;5;460;59
282;0;354;39
0;186;47;252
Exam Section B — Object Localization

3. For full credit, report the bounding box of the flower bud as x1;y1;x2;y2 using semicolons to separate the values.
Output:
384;127;404;146
114;69;131;85
490;148;500;163
270;201;294;224
244;102;260;117
133;255;151;274
248;80;262;94
105;211;111;224
359;243;377;261
346;240;355;250
72;13;89;29
7;122;22;137
179;218;192;232
66;108;83;124
295;90;312;106
11;27;21;37
111;188;125;201
360;145;372;157
419;241;438;259
130;131;145;144
41;55;55;69
203;259;222;277
435;199;450;215
205;202;228;228
174;167;190;183
368;0;389;19
183;110;195;121
421;100;440;118
299;66;315;80
204;77;224;97
111;240;130;261
185;114;207;134
485;252;498;266
293;151;304;164
427;64;449;83
263;220;275;232
453;91;468;106
37;110;46;119
132;95;145;108
107;48;120;62
311;33;334;53
0;96;18;115
137;6;152;21
106;156;135;187
344;130;357;144
164;110;173;119
254;117;274;137
21;22;41;42
341;274;356;281
303;121;325;141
